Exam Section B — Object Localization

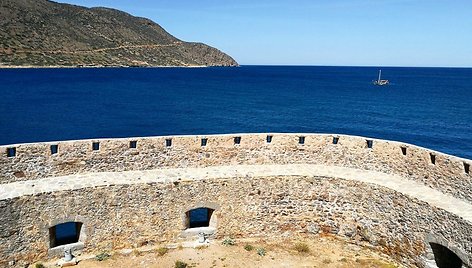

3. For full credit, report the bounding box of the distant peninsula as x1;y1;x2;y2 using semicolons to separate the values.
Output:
0;0;238;67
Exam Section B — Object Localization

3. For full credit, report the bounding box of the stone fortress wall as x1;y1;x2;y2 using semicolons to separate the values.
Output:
0;133;471;267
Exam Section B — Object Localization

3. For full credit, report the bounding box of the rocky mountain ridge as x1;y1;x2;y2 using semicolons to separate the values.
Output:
0;0;238;67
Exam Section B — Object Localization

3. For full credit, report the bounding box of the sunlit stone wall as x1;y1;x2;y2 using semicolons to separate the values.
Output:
1;134;471;200
0;175;471;267
0;134;471;267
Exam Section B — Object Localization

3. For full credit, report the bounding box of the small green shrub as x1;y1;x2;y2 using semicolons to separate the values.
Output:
175;260;188;268
132;249;142;256
35;263;46;268
256;248;266;256
96;252;111;261
222;237;235;246
244;244;254;251
157;247;169;256
293;242;310;253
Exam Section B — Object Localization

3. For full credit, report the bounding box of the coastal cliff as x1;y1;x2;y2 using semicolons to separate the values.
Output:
0;0;238;67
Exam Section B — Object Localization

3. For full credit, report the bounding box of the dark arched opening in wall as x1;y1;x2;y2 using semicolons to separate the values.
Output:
186;207;214;229
430;243;463;268
49;222;83;248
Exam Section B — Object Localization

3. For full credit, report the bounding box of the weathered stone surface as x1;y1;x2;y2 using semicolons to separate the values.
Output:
1;134;470;201
0;133;471;268
0;175;470;267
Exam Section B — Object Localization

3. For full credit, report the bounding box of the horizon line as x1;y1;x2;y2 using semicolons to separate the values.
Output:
238;64;472;69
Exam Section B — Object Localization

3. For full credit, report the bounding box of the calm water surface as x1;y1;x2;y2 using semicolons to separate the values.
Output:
0;66;471;159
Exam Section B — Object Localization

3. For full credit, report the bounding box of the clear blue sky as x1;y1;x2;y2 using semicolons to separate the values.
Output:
57;0;472;67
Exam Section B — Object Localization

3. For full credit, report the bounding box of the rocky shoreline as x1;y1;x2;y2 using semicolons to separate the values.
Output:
0;65;217;69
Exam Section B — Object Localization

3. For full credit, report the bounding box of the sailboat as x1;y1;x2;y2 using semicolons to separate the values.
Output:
373;70;389;86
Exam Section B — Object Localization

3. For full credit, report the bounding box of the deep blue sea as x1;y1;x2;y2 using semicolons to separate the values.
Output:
0;66;471;159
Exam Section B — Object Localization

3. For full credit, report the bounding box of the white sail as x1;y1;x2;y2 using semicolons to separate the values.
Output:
374;69;389;86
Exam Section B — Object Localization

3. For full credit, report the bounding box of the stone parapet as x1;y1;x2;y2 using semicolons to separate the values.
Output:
1;133;471;201
1;133;472;267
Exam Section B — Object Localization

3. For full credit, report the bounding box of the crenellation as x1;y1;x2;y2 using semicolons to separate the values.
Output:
430;153;437;165
1;133;472;267
6;147;16;158
0;137;462;183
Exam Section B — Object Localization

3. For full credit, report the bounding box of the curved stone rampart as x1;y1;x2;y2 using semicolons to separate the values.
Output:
1;133;471;267
1;133;471;201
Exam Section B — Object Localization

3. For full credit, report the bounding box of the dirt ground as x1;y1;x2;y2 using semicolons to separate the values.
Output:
37;235;401;268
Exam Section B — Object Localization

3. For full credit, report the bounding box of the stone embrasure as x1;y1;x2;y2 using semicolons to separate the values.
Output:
1;134;471;202
0;133;471;268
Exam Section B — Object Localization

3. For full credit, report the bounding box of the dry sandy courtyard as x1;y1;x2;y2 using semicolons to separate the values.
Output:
35;235;401;268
